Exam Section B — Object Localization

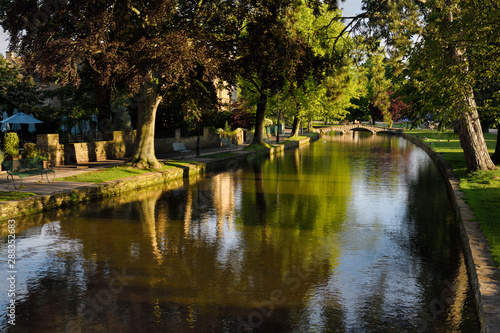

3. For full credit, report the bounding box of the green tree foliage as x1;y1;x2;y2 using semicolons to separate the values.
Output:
235;0;343;143
358;0;499;172
367;54;392;126
0;55;43;114
3;132;19;156
239;2;361;138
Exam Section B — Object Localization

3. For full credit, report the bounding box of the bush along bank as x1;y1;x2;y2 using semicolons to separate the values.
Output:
0;134;319;221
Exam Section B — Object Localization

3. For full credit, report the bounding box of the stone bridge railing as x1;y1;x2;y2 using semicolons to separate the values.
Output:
310;124;404;135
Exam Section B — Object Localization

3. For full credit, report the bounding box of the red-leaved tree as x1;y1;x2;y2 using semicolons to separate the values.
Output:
2;0;238;168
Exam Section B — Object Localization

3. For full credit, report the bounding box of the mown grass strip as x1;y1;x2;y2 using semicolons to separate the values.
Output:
285;135;313;141
199;152;238;159
243;143;271;152
0;191;39;201
408;129;500;265
56;163;191;183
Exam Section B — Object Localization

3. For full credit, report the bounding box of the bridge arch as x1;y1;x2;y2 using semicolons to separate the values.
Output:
311;124;403;136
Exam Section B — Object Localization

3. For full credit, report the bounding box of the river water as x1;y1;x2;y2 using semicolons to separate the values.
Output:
1;132;479;332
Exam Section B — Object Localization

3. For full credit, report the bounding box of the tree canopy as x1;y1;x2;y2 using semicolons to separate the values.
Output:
351;0;500;172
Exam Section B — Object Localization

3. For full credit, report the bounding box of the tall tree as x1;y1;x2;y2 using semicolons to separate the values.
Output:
357;0;498;172
367;54;392;126
238;1;354;140
1;0;238;168
235;0;340;144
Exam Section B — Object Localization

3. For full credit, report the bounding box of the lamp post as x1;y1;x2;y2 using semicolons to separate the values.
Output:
196;117;201;157
276;93;280;143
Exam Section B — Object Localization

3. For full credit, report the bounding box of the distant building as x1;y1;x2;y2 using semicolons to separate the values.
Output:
215;79;238;111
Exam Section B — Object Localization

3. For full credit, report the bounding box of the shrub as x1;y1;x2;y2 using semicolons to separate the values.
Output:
4;133;19;156
0;150;4;164
22;142;48;160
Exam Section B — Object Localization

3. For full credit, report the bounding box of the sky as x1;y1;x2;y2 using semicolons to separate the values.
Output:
0;1;363;57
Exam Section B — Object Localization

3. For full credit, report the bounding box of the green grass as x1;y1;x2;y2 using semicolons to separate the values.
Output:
243;143;271;152
199;152;238;159
56;163;191;183
407;129;500;265
0;191;38;201
461;169;500;263
284;135;314;141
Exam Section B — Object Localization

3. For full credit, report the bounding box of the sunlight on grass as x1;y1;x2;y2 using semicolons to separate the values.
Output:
56;163;183;183
243;143;271;152
285;135;311;141
199;152;238;159
0;191;38;201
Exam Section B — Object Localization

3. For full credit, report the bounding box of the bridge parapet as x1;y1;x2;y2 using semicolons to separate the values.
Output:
311;124;403;135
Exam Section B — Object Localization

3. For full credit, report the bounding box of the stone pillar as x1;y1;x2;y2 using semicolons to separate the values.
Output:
203;127;210;137
37;134;65;166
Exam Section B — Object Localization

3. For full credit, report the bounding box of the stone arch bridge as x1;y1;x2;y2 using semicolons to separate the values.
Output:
311;124;404;135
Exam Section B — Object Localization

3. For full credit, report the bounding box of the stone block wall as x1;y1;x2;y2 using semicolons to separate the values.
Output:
37;134;65;166
36;129;233;165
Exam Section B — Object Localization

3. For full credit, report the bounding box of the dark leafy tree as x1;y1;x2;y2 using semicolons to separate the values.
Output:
229;102;254;130
1;0;240;168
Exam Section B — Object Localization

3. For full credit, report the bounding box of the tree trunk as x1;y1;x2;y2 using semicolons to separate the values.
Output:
95;82;112;129
307;118;312;132
129;69;163;169
491;125;500;165
454;94;495;172
444;7;495;172
290;115;300;137
252;93;267;144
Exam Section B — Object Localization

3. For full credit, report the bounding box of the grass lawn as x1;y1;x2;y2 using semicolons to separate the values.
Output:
408;130;500;265
243;143;271;152
284;134;316;141
199;152;238;159
0;191;38;201
56;162;193;183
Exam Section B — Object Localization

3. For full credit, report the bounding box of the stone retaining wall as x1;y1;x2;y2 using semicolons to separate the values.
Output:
37;129;247;165
402;133;500;333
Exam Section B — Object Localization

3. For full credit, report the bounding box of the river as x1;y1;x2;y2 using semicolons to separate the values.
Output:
0;131;479;332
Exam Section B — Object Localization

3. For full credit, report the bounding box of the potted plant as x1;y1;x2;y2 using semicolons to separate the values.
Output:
4;132;20;160
0;150;4;171
39;154;50;169
22;142;50;168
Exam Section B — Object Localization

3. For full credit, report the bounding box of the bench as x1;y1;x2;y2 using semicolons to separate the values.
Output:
2;158;55;189
172;142;194;158
220;137;237;151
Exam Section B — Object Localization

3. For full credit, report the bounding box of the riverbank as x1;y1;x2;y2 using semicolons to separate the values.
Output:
401;130;500;333
0;134;319;220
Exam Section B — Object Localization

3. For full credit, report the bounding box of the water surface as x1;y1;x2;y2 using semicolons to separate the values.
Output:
1;132;479;332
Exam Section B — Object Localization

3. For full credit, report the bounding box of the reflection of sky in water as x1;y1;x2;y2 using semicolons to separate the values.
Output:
333;139;435;330
0;222;85;326
0;134;477;331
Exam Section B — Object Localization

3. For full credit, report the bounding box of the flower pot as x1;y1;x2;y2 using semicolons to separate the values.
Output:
5;154;21;161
